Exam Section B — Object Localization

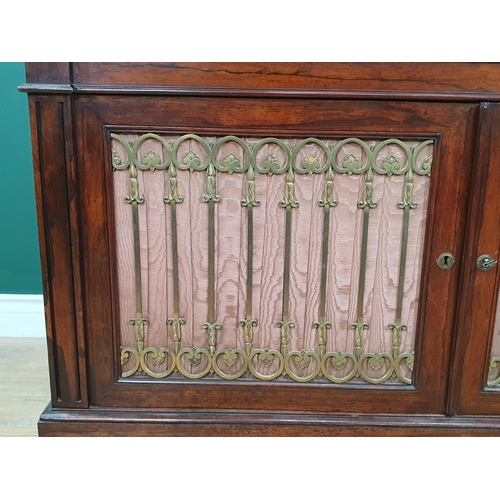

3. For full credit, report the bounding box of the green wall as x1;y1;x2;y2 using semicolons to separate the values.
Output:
0;62;42;294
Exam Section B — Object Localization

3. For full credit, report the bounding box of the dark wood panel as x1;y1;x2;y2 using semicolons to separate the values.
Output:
28;95;87;408
38;407;500;436
75;95;475;414
450;103;500;415
71;63;500;95
25;63;71;84
79;94;472;134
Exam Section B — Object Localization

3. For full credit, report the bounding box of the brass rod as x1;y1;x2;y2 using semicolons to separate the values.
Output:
170;201;180;316
208;199;215;324
246;204;253;319
132;201;142;315
390;166;415;363
315;167;336;359
165;163;185;356
319;204;330;319
279;202;294;359
279;167;298;358
316;201;331;360
396;205;410;324
357;205;370;323
202;164;220;326
202;164;221;363
240;165;259;355
126;161;145;318
126;161;147;360
352;167;376;361
282;205;292;321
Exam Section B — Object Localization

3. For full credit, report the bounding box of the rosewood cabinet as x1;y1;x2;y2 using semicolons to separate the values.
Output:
21;63;500;436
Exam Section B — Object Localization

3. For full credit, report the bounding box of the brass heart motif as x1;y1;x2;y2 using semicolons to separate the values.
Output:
187;350;202;366
359;353;394;384
292;350;312;369
151;350;166;365
120;347;140;378
394;353;414;385
285;350;321;383
212;349;248;380
177;348;211;379
139;347;176;379
249;349;285;381
321;352;357;384
223;350;238;367
259;350;275;367
368;353;386;371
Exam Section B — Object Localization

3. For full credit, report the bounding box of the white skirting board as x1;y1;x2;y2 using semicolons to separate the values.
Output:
0;294;46;338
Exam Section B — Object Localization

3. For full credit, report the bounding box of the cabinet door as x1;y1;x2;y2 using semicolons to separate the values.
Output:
450;103;500;416
76;95;475;415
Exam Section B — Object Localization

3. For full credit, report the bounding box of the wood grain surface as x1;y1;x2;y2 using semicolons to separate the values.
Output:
449;103;500;410
70;63;500;96
38;406;500;437
28;95;87;407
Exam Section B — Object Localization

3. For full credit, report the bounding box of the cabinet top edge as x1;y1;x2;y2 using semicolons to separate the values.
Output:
18;83;73;94
19;84;500;103
23;62;500;98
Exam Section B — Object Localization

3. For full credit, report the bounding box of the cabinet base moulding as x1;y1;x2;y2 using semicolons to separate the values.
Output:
37;405;500;436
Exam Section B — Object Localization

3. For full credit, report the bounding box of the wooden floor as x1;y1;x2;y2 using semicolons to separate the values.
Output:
0;337;50;437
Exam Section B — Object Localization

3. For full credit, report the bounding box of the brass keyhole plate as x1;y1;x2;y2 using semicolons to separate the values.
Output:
437;253;454;270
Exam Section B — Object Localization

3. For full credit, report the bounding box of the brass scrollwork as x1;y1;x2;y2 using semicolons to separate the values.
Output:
241;165;260;207
389;323;407;358
280;168;299;209
240;318;257;356
203;322;221;358
358;166;377;209
125;162;144;205
314;321;331;358
212;348;248;380
488;357;500;387
202;164;221;203
113;133;433;385
278;320;294;358
319;166;338;208
140;347;176;378
321;352;358;383
358;352;395;384
372;139;411;176
285;350;321;382
252;137;290;175
351;322;369;359
394;353;414;384
399;168;418;210
130;317;148;346
248;349;285;380
177;348;212;379
164;164;183;204
168;317;186;355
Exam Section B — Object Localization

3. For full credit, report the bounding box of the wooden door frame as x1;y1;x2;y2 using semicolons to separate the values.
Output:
449;102;500;415
73;94;476;415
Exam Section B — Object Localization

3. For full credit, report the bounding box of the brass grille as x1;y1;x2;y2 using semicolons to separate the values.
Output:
112;134;432;385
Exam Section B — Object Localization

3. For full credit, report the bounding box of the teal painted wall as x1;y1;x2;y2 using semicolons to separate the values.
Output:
0;62;42;294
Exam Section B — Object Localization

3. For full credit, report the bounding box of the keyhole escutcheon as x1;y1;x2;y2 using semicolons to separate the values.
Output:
437;253;455;270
